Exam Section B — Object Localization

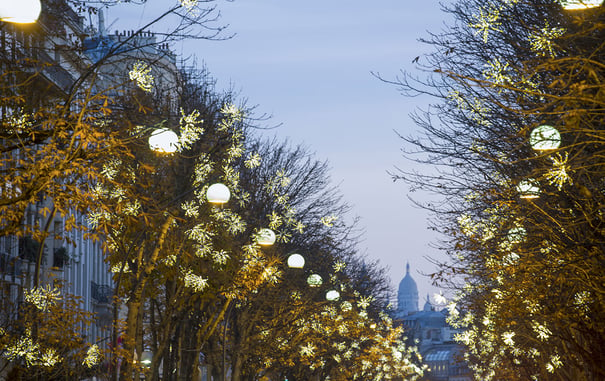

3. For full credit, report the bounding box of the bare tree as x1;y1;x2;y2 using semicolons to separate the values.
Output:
384;0;605;379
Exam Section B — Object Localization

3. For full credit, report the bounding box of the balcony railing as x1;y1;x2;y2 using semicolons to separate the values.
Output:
91;281;113;304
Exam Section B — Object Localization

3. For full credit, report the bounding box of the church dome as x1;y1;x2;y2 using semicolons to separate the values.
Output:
397;263;419;316
423;293;432;311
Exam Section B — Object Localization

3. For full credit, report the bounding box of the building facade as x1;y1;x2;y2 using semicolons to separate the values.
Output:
394;263;472;381
0;0;180;354
397;262;419;317
0;0;115;347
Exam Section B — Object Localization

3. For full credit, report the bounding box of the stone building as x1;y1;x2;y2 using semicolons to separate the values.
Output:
0;0;115;346
394;263;472;381
397;262;419;317
0;0;181;353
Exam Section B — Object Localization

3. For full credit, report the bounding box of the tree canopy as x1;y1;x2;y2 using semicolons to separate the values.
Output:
390;0;604;379
1;1;427;380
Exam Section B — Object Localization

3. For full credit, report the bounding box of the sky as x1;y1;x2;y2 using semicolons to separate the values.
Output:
107;0;449;306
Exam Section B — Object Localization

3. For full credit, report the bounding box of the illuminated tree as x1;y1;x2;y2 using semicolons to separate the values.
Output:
0;285;101;379
0;0;229;237
0;0;233;378
187;139;425;381
388;0;604;379
89;65;346;379
228;264;425;381
215;139;353;380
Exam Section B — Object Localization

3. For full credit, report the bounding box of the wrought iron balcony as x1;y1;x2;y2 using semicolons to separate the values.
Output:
91;281;113;304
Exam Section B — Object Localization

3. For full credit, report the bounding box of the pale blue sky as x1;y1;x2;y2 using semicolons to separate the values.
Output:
108;0;449;305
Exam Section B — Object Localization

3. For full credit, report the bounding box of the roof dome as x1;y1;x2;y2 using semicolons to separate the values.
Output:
423;293;432;311
397;262;419;315
398;263;418;295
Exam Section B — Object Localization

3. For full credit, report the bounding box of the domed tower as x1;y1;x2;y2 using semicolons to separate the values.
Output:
397;262;419;316
423;293;432;311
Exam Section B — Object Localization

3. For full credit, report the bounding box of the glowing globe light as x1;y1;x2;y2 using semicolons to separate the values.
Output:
307;274;323;287
257;228;276;246
560;0;603;10
148;128;178;154
140;351;152;368
287;253;305;269
0;0;41;23
530;125;561;151
517;179;540;199
206;183;230;204
326;290;340;301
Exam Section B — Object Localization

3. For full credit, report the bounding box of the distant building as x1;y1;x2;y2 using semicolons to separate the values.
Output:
397;262;419;317
0;0;181;356
0;0;114;348
394;264;472;381
82;8;180;113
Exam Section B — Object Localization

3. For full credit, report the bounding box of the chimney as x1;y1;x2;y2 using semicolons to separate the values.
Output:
98;8;106;37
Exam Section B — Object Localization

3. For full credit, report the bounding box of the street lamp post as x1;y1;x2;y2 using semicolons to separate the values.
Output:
257;228;276;246
517;179;540;199
148;128;179;154
287;253;305;269
306;273;323;287
560;0;603;10
0;1;41;24
223;227;277;381
325;289;340;301
206;183;231;204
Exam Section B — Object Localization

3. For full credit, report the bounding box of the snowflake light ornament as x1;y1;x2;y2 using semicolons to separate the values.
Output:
183;270;208;292
245;152;261;168
483;58;511;87
546;354;563;372
531;322;552;341
545;152;572;190
179;0;198;13
320;215;338;227
502;331;516;346
469;7;503;43
39;348;60;367
300;342;316;357
434;292;448;305
24;285;61;311
529;22;566;58
357;296;373;309
178;109;204;150
83;344;101;368
333;260;346;272
129;61;154;92
4;330;39;366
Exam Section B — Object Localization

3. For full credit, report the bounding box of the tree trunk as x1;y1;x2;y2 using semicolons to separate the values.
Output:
120;288;143;379
230;354;243;381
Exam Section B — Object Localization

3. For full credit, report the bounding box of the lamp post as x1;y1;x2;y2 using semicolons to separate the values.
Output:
530;125;561;151
559;0;603;10
325;289;340;301
148;128;178;154
0;1;41;24
306;273;323;287
287;253;305;269
206;183;231;204
517;179;540;199
257;228;276;246
223;226;277;381
140;350;152;368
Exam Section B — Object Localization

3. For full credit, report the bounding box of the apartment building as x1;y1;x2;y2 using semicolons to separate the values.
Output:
0;0;179;350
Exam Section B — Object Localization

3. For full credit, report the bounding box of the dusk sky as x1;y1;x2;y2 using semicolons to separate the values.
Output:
108;0;450;305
